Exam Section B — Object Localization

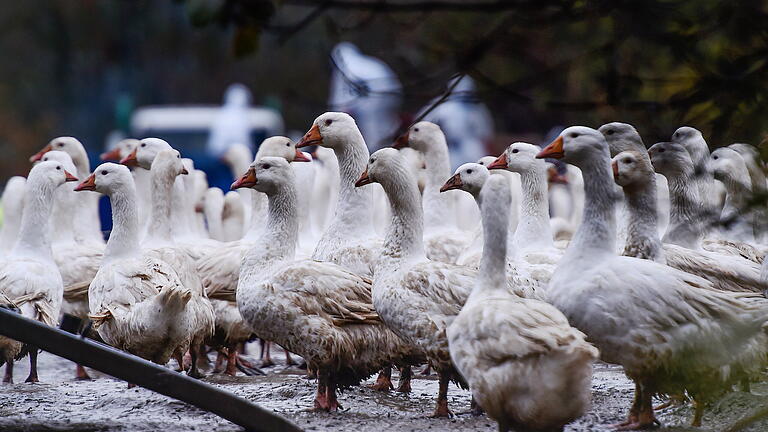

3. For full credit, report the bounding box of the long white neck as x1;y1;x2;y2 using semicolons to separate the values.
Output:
720;174;751;219
50;181;77;246
242;183;298;276
12;177;57;261
475;185;509;294
663;170;704;249
144;168;176;247
562;156;617;267
376;165;425;272
73;154;91;180
313;134;374;257
621;175;665;263
0;182;24;251
514;164;554;254
422;139;456;230
104;181;141;261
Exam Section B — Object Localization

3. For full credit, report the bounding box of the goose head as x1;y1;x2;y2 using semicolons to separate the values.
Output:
255;136;309;162
151;149;188;181
101;139;140;161
75;163;132;194
297;112;360;150
231;157;294;196
710;147;749;184
648;141;694;178
355;147;414;189
393;121;444;153
598;122;644;157
30;137;88;168
121;138;173;169
536;126;608;166
671;126;709;167
28;160;79;188
40;151;78;177
489;142;543;175
612;150;652;187
441;163;489;196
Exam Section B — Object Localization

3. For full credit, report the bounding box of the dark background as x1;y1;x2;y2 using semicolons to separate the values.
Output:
1;0;767;181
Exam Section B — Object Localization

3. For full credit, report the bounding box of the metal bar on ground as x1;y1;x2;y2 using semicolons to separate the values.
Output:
0;308;302;432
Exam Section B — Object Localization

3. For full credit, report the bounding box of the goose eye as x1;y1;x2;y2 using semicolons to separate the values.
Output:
623;158;632;164
141;143;146;148
511;149;519;154
606;130;614;135
570;133;579;138
466;169;473;174
478;161;485;165
369;158;374;164
414;128;419;132
324;119;333;126
261;164;270;169
713;155;719;160
658;148;666;153
56;166;61;170
286;142;290;147
58;143;64;147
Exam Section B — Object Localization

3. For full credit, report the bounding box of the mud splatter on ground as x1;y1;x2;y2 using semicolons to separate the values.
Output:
1;348;767;431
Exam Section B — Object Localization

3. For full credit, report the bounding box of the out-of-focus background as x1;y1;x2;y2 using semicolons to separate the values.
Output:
1;0;767;183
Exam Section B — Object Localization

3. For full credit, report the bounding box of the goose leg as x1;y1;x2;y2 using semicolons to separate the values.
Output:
174;352;184;372
3;361;13;384
369;366;394;391
313;370;330;411
224;343;238;376
75;364;92;380
260;341;275;367
430;372;453;418
615;382;658;430
24;349;39;383
612;383;640;428
396;365;412;393
691;399;703;427
326;373;343;411
284;350;296;366
187;344;204;379
213;349;226;373
470;396;484;416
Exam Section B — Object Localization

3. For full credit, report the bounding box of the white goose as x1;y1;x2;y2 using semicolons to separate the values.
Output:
296;112;380;277
196;136;310;372
477;155;521;232
730;143;768;243
356;147;475;417
0;176;26;256
394;121;472;264
31;137;104;246
107;139;153;231
710;147;755;242
649;142;767;262
140;149;215;377
539;126;768;429
1;161;77;383
614;150;766;293
236;157;416;411
203;187;226;242
222;191;246;242
447;175;597;432
75;164;197;369
221;142;255;233
599;122;670;239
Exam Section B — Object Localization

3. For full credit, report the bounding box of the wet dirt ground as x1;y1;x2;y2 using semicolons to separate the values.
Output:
1;346;767;432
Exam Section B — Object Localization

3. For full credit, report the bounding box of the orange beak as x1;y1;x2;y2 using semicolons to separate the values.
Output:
74;173;96;192
487;152;508;170
29;144;53;163
536;136;564;159
297;124;322;148
440;173;463;192
231;167;257;190
355;168;372;187
612;160;619;180
64;170;79;182
393;132;409;149
100;147;123;161
120;148;139;167
293;149;311;162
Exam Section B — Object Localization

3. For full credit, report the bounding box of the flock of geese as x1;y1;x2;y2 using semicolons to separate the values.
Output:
2;112;768;432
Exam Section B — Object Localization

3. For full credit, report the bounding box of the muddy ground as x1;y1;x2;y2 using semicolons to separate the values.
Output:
1;346;767;432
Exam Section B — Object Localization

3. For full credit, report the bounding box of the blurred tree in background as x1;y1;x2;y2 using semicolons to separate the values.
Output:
0;0;767;180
